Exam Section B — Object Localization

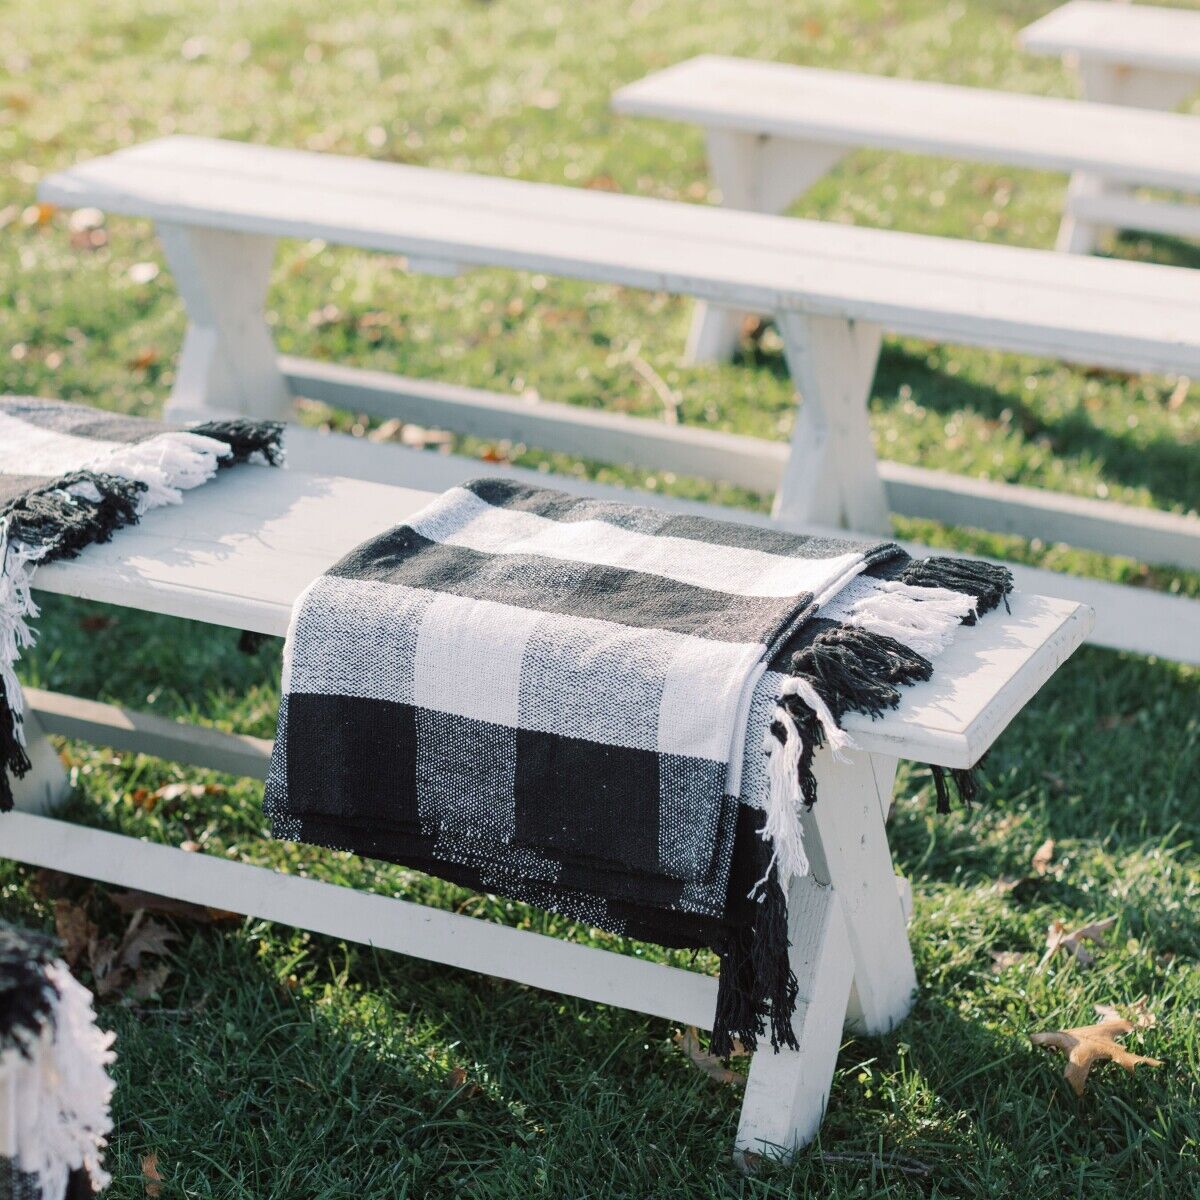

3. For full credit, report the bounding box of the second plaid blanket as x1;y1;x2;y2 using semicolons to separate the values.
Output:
265;478;1011;1052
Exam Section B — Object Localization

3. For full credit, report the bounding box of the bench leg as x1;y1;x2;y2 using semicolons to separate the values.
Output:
1056;60;1198;255
156;224;291;423
686;131;845;365
734;871;854;1163
9;709;69;815
811;752;915;1035
734;749;914;1162
773;312;889;535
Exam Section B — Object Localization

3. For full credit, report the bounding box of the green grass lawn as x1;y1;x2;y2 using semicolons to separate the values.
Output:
2;0;1199;1195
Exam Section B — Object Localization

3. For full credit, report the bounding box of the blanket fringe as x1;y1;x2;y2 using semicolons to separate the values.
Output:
3;964;116;1196
760;556;1014;895
191;418;286;466
899;555;1014;622
712;853;799;1056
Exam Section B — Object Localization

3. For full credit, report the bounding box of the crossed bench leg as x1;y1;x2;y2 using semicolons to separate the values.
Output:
6;694;914;1161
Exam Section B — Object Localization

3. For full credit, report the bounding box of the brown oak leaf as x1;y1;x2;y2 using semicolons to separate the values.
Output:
1031;1017;1161;1096
141;1152;163;1197
1041;916;1115;969
1031;838;1055;876
675;1025;747;1085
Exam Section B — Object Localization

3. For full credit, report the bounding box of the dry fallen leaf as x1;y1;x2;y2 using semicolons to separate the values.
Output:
1167;376;1190;412
128;347;159;371
1031;838;1055;877
154;781;224;804
1031;1017;1161;1096
53;898;98;968
141;1151;163;1197
1094;997;1156;1029
674;1025;747;1085
990;950;1029;973
1042;916;1116;969
126;961;172;1003
110;888;238;924
446;1066;481;1099
91;910;179;999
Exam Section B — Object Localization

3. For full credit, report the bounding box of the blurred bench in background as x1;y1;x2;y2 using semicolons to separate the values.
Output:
1021;0;1200;254
613;54;1200;359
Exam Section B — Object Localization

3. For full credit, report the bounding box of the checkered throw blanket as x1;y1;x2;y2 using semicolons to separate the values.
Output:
0;396;283;813
266;477;1012;1053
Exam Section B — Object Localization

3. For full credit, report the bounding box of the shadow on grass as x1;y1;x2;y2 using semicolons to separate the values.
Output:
873;348;1198;514
1108;230;1200;272
731;328;1196;514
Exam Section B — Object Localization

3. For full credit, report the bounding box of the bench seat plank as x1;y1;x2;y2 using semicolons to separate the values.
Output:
1020;1;1200;76
32;465;1091;769
613;55;1200;192
38;136;1200;376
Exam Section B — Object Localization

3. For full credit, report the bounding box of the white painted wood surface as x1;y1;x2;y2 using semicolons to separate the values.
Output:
9;708;69;815
14;464;1090;1158
36;137;1200;661
686;130;846;364
613;55;1200;192
31;465;1093;769
802;754;915;1035
0;811;721;1028
37;136;1200;376
615;54;1200;263
25;687;274;780
1020;1;1200;77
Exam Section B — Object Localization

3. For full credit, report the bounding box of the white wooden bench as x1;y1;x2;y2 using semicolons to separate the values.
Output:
1021;1;1200;254
3;462;1092;1161
613;54;1200;356
37;137;1200;663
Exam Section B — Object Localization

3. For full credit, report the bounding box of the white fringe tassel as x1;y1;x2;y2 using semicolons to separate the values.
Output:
841;579;977;658
756;706;810;889
2;963;115;1196
91;432;233;513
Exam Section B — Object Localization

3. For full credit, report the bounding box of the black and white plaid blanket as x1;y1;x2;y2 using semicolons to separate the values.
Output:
0;396;283;812
266;477;1011;1053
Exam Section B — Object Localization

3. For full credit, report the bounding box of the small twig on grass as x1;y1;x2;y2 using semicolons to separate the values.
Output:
817;1151;933;1177
620;340;681;424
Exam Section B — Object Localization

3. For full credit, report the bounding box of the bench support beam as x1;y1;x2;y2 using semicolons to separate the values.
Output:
687;131;846;364
774;313;890;535
158;224;291;423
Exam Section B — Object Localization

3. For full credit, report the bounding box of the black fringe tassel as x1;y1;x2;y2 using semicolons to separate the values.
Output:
712;855;799;1057
900;555;1014;623
729;560;1012;1051
930;764;982;814
0;922;60;1054
0;680;31;814
192;419;285;467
